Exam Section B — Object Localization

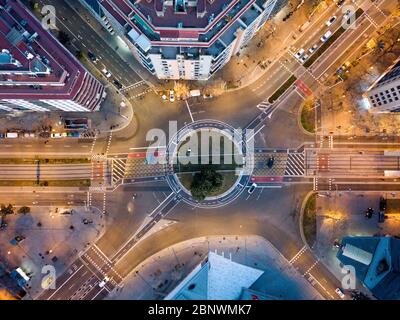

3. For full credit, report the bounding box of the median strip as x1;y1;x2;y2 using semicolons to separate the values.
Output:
268;75;297;104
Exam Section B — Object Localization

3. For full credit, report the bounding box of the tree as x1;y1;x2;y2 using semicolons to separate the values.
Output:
190;169;223;202
18;206;31;215
0;204;14;215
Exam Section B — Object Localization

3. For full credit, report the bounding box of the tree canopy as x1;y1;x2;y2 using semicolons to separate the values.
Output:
190;169;223;202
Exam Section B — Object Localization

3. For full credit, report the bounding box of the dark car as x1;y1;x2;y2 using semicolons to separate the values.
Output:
267;156;275;169
87;51;98;63
365;207;374;219
113;79;123;90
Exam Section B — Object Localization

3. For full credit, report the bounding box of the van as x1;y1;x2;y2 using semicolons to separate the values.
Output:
6;132;18;138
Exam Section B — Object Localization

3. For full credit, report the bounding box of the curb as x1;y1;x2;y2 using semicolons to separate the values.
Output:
299;190;315;251
297;100;316;137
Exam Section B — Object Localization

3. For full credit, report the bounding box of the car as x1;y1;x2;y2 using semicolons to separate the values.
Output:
248;183;258;194
186;148;192;157
267;157;275;169
300;54;309;64
294;48;305;59
0;133;4;138
333;239;341;248
99;276;110;288
321;31;332;43
51;133;63;139
87;51;99;63
336;0;345;7
343;9;353;20
101;68;112;78
309;44;318;54
169;90;175;102
326;16;337;27
113;79;123;90
335;288;345;299
365;207;374;219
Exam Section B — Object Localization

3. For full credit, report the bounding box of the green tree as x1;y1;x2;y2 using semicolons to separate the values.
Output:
18;206;31;215
0;204;15;215
190;169;223;202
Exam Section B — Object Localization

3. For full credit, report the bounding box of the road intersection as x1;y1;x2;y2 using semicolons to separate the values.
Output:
1;0;399;301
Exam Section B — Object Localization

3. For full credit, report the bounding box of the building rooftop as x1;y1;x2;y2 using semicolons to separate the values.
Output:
0;0;104;110
164;251;264;300
337;236;400;300
102;0;258;46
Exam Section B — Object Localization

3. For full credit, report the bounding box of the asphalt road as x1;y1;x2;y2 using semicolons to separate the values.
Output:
5;0;399;302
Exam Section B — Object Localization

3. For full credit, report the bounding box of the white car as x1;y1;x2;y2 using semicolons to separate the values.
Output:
294;49;305;59
308;44;318;54
325;16;337;27
248;183;258;194
169;90;175;102
300;54;309;64
102;68;112;78
335;288;345;299
321;31;332;43
99;276;110;288
51;133;63;139
343;9;353;20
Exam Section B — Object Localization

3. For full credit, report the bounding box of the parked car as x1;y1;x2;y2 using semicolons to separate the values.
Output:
248;183;258;194
336;0;345;7
321;31;332;43
309;44;318;54
326;16;337;27
88;51;99;63
169;90;175;102
6;132;18;138
0;133;5;138
300;54;309;64
101;68;112;78
343;9;353;20
113;79;123;90
294;48;305;59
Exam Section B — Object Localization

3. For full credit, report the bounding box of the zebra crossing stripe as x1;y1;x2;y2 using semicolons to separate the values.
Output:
285;153;305;176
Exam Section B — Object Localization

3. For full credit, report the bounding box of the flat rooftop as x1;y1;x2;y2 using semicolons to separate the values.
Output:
133;0;235;29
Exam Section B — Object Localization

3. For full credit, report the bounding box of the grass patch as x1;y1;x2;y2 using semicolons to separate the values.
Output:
0;180;91;187
303;8;364;68
178;171;238;197
0;158;90;165
268;75;297;104
303;193;317;247
301;99;316;133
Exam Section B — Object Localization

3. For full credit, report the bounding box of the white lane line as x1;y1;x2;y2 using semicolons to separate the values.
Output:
185;100;194;123
47;265;84;300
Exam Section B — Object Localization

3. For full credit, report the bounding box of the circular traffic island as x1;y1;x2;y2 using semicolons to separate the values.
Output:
166;120;252;208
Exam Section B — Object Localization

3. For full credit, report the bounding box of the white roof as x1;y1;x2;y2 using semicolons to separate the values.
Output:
343;244;373;266
165;252;264;300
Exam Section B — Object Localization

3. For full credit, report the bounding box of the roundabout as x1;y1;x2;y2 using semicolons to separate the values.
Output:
164;119;254;208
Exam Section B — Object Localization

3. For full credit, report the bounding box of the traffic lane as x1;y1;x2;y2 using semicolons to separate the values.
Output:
38;259;85;300
38;0;142;86
40;262;93;300
83;286;109;300
318;182;400;192
0;192;87;206
94;186;170;258
0;138;95;155
112;185;310;278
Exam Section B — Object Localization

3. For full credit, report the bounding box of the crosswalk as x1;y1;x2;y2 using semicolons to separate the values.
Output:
284;152;305;176
256;100;271;111
111;158;127;184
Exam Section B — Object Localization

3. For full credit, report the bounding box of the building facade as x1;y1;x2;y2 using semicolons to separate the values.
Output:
364;58;400;113
81;0;287;80
0;0;106;113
